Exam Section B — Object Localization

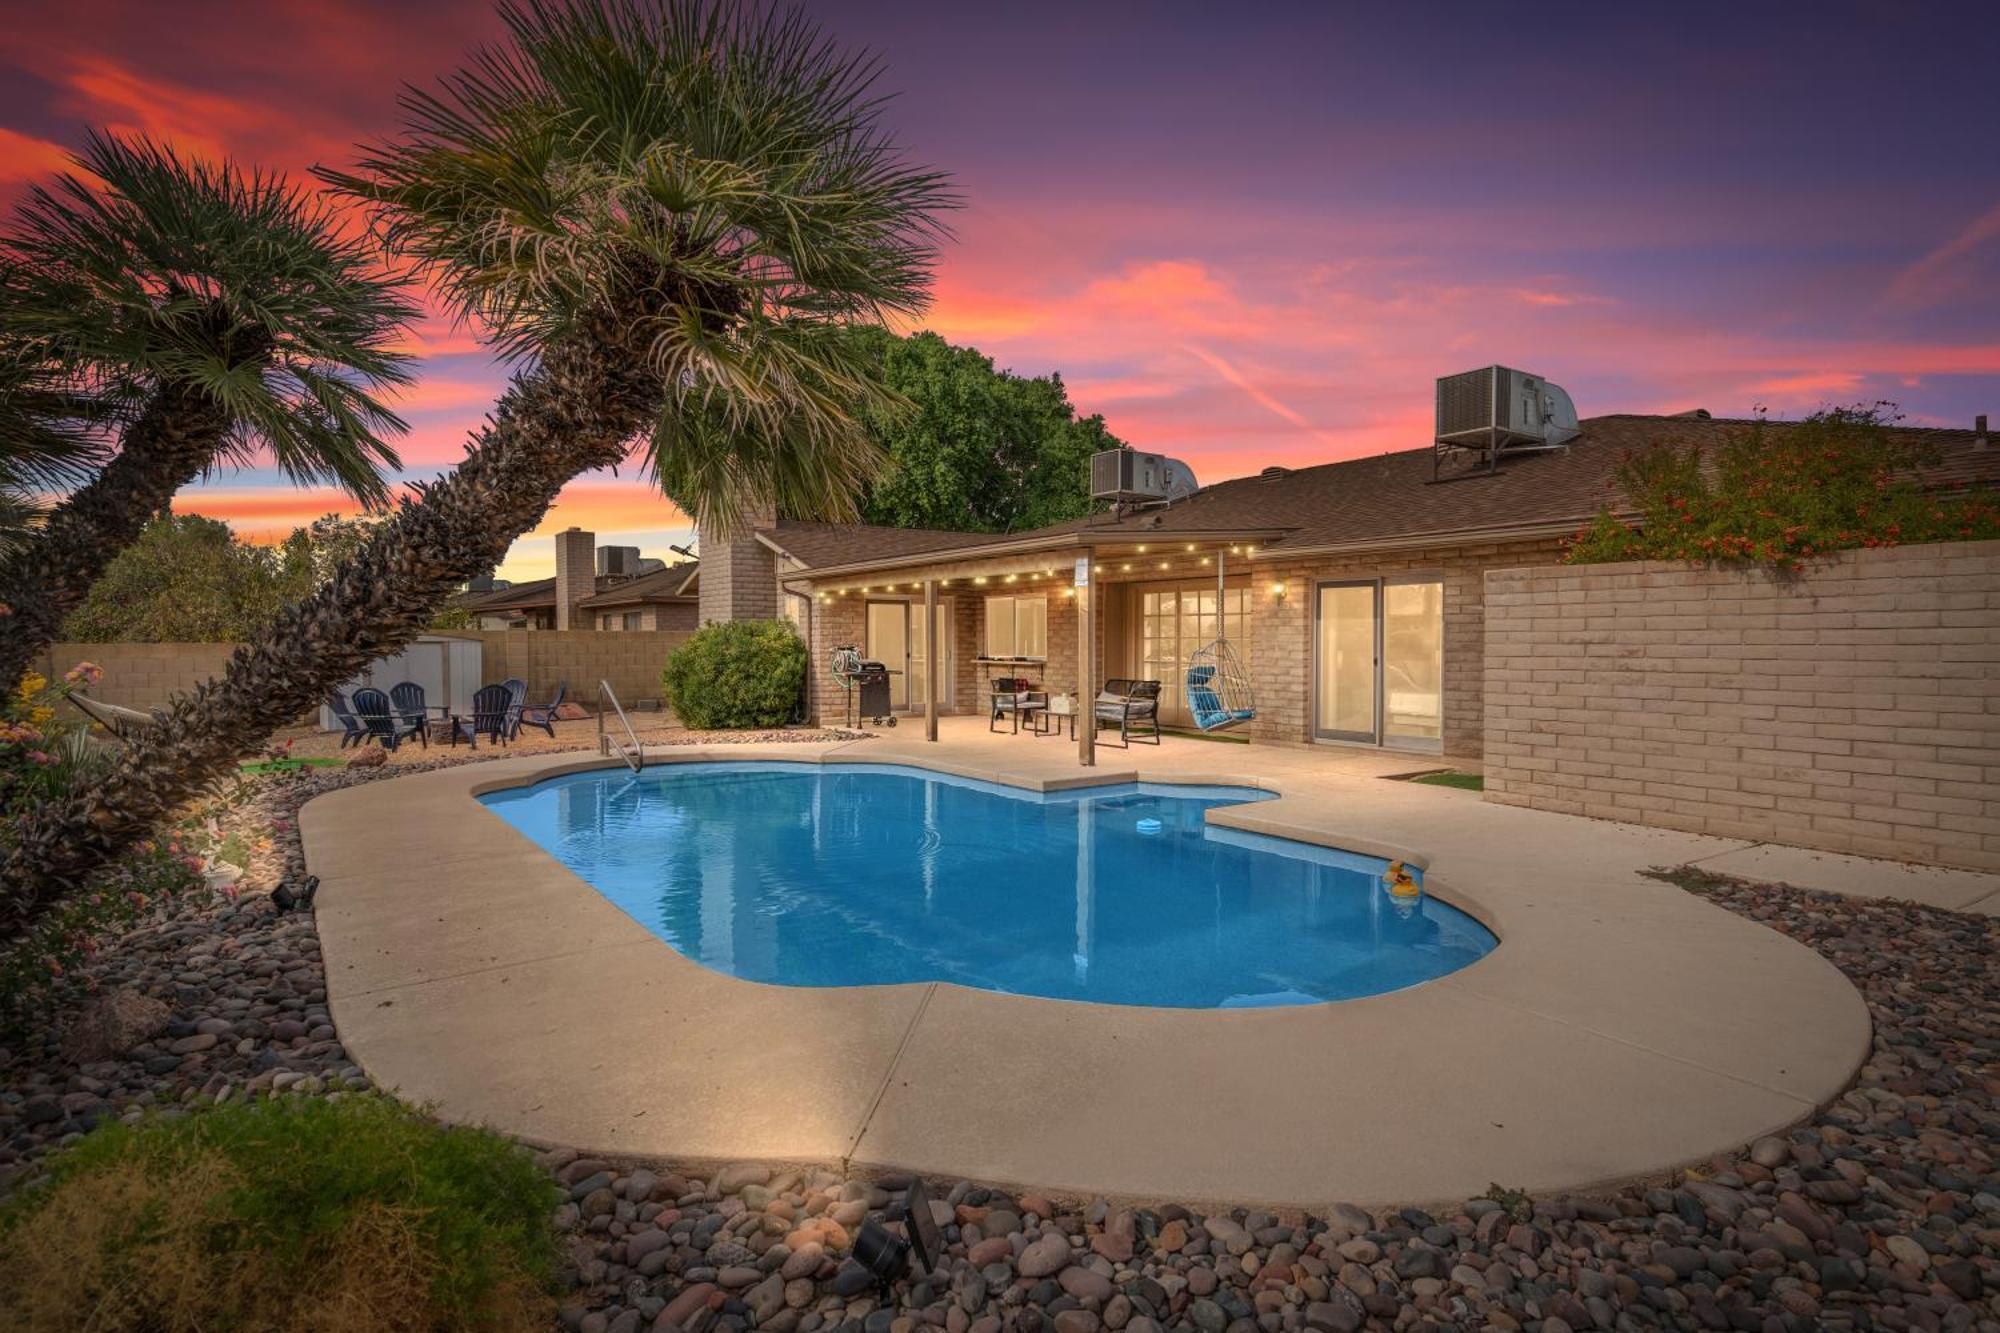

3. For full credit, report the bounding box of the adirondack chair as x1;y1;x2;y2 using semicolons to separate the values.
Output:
349;687;414;751
462;683;514;748
388;682;431;749
324;692;366;748
499;677;527;738
513;679;567;740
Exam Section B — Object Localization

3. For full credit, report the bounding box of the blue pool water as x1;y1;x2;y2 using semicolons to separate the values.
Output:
479;763;1495;1009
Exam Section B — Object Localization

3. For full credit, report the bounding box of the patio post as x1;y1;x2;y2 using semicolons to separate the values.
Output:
1077;557;1095;766
923;578;939;742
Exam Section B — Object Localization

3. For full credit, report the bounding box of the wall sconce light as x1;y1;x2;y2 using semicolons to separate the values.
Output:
1270;582;1288;601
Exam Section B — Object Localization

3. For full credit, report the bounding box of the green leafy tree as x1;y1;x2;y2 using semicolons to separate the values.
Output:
0;133;416;685
855;329;1121;532
61;511;477;642
61;512;290;642
0;0;948;942
1566;404;2000;570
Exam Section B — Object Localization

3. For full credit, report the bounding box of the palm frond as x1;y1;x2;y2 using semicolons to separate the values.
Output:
322;0;954;523
0;132;417;504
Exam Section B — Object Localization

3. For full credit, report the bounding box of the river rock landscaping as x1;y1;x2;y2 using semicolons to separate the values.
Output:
2;757;1995;1333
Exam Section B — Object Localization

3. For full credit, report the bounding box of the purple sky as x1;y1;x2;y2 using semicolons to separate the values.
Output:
2;0;1994;577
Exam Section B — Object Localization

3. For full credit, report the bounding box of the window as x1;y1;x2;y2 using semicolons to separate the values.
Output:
624;612;644;631
984;595;1047;658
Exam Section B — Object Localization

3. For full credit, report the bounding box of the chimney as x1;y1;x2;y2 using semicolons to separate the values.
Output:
697;499;779;625
1976;414;1989;451
553;527;595;630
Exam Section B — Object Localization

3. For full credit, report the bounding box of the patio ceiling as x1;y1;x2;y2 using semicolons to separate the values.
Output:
792;530;1286;590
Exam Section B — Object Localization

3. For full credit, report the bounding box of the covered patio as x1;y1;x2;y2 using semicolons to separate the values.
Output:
789;530;1298;767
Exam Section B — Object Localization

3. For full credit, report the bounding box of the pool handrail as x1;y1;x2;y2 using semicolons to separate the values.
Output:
597;680;646;773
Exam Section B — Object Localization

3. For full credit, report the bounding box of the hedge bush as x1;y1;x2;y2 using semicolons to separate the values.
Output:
0;1094;560;1331
660;619;807;729
1565;403;2000;569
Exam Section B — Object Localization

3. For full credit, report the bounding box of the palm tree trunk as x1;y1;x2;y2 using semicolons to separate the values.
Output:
0;331;660;943
0;382;232;687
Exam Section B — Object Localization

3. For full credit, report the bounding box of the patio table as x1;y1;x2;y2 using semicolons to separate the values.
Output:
1036;696;1076;738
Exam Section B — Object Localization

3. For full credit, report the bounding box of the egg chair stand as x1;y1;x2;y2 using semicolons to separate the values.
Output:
1184;551;1257;732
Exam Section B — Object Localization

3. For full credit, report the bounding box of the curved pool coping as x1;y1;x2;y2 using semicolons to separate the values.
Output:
302;744;1871;1210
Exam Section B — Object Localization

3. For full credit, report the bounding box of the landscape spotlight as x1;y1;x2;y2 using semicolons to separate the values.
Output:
851;1176;943;1293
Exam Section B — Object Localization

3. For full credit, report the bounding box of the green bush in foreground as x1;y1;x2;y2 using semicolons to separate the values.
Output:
0;1094;560;1332
661;618;807;729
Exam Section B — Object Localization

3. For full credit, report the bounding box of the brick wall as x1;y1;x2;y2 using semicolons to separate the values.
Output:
1483;541;2000;871
698;505;779;624
552;528;596;631
1246;538;1566;757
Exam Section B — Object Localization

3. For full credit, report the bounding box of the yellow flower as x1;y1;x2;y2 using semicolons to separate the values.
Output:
17;670;47;701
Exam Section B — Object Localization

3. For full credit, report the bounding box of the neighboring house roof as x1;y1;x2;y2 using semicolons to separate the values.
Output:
461;576;558;614
461;564;701;616
781;414;2000;577
576;562;700;610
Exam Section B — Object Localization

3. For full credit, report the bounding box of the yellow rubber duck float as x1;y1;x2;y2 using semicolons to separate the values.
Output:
1383;860;1422;900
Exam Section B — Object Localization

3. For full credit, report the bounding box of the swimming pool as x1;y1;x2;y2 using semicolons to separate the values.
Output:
479;762;1495;1008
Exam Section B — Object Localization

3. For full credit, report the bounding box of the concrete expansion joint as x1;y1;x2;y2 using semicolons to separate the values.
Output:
846;981;940;1166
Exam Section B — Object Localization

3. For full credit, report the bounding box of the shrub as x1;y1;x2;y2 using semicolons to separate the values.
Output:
0;1094;560;1332
0;662;211;1027
1564;403;2000;570
660;618;807;729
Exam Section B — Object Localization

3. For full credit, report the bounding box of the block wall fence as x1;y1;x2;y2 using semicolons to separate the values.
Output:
1483;540;2000;871
41;630;693;719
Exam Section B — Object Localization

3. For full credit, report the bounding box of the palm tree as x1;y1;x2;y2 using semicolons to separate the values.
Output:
0;0;948;941
0;132;416;686
0;351;107;552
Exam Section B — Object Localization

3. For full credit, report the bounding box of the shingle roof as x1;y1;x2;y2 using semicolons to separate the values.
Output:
755;518;1009;569
462;564;700;614
778;414;2000;575
576;562;699;609
460;576;557;613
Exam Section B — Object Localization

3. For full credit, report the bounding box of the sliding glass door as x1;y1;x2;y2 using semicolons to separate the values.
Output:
1381;580;1443;746
1313;576;1443;750
1314;582;1376;741
867;598;953;713
864;600;910;710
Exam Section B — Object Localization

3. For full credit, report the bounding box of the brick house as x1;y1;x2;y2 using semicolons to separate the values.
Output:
692;410;1996;765
462;527;699;632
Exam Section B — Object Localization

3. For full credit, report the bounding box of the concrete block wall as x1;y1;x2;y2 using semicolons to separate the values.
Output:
462;630;692;709
40;642;239;714
1247;538;1566;757
1483;540;2000;871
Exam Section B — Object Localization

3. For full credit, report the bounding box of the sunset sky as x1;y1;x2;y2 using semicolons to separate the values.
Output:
2;1;1995;580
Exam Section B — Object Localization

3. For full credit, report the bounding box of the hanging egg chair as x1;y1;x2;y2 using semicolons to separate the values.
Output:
1184;550;1257;731
1185;641;1256;731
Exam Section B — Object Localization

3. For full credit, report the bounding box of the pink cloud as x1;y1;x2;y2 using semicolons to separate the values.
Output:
1885;199;2000;309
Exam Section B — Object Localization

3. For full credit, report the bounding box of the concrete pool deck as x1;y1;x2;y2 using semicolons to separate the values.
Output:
303;724;1885;1208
